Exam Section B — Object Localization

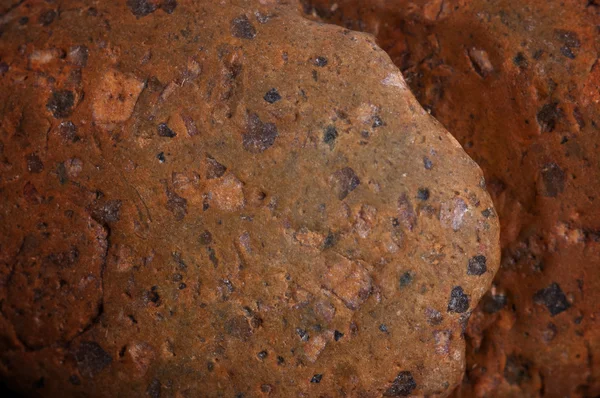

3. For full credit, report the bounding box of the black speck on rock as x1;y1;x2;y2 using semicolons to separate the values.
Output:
160;0;177;14
540;162;565;197
534;282;570;316
147;378;161;398
39;10;57;26
334;330;344;341
467;255;487;276
504;355;531;386
208;247;219;267
323;125;338;145
372;115;384;128
399;271;414;288
157;123;176;137
243;113;278;153
157;152;166;163
314;56;328;67
416;188;429;201
145;288;160;305
26;153;44;173
33;377;44;389
384;371;417;396
75;341;113;378
423;156;433;170
555;29;580;59
68;375;81;385
513;52;528;68
198;230;213;245
536;102;561;133
172;252;186;269
264;88;281;104
257;350;268;360
323;232;336;249
481;208;494;218
554;29;581;48
447;286;470;313
296;327;309;341
126;0;157;17
573;107;585;129
231;15;256;39
330;167;360;200
310;374;323;383
560;46;576;59
47;90;75;119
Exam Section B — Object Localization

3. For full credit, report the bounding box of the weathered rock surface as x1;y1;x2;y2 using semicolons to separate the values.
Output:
0;0;498;396
302;0;600;396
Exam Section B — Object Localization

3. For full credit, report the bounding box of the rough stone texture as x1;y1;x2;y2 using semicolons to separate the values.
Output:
302;0;600;396
0;1;498;397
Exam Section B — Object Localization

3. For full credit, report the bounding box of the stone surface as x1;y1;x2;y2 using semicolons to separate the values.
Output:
302;0;600;396
0;1;498;396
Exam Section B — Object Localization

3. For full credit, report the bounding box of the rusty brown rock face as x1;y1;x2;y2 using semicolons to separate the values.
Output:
0;1;498;397
302;0;600;396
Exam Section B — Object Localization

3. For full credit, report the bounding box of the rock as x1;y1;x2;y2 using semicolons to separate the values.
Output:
0;1;498;397
301;0;600;396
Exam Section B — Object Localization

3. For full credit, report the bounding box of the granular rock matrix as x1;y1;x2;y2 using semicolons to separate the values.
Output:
0;1;498;397
302;0;600;396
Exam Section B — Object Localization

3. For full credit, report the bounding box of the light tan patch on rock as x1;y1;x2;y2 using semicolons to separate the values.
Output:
433;330;452;355
304;334;327;363
355;204;377;238
209;173;245;212
294;227;325;249
440;197;468;231
321;256;372;310
92;69;144;123
128;342;155;377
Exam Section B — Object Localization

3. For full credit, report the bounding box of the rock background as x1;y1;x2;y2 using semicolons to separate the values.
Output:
301;0;600;396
